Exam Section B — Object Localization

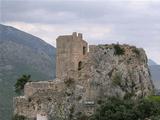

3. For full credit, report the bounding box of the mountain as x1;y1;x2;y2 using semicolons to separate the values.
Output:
148;59;158;65
148;59;160;89
0;24;56;120
149;64;160;89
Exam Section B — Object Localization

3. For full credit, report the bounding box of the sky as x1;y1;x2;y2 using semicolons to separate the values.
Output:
0;0;160;64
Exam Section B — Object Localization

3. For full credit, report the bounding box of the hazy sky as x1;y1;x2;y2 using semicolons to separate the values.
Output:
0;0;160;64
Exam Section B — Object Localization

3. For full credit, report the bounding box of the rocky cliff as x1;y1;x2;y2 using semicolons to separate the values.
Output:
79;44;154;100
14;44;154;120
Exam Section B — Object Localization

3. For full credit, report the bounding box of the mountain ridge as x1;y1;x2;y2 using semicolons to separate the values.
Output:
0;24;55;58
148;59;158;65
0;24;56;120
149;65;160;89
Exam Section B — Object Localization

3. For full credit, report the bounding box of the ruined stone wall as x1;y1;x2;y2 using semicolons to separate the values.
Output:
24;80;64;98
13;33;154;120
13;96;37;119
14;79;66;120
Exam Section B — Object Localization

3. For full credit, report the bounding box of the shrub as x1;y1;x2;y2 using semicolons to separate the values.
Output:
64;78;74;87
76;112;89;120
89;97;160;120
124;92;134;100
148;95;160;102
112;72;122;86
12;114;27;120
14;74;31;94
132;47;140;56
113;44;125;55
76;96;82;101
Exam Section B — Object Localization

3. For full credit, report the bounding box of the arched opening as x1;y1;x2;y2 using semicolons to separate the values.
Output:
78;61;82;71
83;46;86;55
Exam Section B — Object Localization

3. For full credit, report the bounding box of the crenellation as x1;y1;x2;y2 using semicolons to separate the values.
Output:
78;33;83;39
72;32;77;39
13;96;37;118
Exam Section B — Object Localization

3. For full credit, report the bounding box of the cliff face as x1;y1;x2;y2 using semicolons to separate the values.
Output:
14;44;154;120
79;44;154;100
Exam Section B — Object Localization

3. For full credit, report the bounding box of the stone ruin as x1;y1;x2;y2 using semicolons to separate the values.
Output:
56;32;88;79
13;32;154;120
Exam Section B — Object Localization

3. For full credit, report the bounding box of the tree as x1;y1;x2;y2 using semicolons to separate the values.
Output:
89;97;160;120
14;74;31;94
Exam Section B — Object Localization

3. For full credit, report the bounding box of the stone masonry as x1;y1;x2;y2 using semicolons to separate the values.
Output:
13;32;154;120
56;32;88;79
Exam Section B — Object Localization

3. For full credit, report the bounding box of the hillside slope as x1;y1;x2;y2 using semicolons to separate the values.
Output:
149;65;160;89
0;24;56;120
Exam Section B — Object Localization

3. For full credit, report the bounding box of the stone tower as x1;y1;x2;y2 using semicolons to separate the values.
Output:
56;32;88;79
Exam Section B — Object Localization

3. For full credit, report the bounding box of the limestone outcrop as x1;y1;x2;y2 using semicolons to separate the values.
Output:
13;33;154;120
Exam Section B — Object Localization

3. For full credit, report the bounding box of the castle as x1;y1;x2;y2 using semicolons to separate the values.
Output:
56;32;88;79
13;32;154;120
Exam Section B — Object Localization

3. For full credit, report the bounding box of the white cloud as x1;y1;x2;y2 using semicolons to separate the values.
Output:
4;22;112;46
3;21;160;64
1;0;160;64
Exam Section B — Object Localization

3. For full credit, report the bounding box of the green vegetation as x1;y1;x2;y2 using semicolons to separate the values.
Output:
123;92;134;100
64;77;74;87
77;114;89;120
113;44;125;55
112;72;122;86
132;47;140;56
12;114;27;120
14;74;31;94
148;96;160;102
89;97;160;120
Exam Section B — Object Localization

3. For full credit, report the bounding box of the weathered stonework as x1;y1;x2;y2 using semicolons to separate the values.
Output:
56;32;88;79
13;32;154;120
